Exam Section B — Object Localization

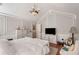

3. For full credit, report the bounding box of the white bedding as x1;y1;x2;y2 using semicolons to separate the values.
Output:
10;37;49;55
0;37;49;55
0;40;16;55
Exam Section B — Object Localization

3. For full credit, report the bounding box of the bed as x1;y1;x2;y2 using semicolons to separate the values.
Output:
0;37;49;55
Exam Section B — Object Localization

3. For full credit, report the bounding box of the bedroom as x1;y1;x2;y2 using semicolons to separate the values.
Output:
0;3;79;55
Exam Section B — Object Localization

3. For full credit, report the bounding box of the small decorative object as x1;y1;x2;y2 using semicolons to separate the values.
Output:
30;4;40;16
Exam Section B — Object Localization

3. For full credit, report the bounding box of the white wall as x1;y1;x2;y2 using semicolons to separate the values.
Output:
0;15;6;35
0;3;78;41
55;13;74;34
76;15;79;32
38;11;74;34
37;11;75;43
0;14;33;39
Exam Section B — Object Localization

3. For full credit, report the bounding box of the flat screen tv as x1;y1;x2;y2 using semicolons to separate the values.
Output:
45;28;56;35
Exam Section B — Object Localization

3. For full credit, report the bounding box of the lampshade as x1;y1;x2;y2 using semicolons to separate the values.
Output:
69;26;78;33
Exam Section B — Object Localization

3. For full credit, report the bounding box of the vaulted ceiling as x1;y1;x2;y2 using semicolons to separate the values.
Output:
0;3;79;21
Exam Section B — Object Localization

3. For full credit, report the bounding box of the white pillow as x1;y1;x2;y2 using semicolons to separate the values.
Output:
0;40;16;55
57;34;72;42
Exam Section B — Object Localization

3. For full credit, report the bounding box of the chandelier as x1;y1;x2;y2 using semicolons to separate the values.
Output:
30;4;40;16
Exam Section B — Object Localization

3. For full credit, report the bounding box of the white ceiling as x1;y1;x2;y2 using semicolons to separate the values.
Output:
0;3;79;21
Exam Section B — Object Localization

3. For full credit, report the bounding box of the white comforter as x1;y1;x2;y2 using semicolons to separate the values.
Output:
0;37;49;55
11;37;49;55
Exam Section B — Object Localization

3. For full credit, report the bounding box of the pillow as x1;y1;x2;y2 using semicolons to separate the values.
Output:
64;37;72;46
0;40;16;55
57;34;72;42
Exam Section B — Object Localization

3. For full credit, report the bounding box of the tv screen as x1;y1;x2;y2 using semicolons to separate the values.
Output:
45;28;56;35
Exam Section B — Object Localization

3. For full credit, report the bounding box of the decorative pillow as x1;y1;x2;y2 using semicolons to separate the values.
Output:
57;34;72;42
64;37;72;46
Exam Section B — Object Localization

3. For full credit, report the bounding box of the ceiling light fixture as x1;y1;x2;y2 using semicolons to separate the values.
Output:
30;4;40;16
